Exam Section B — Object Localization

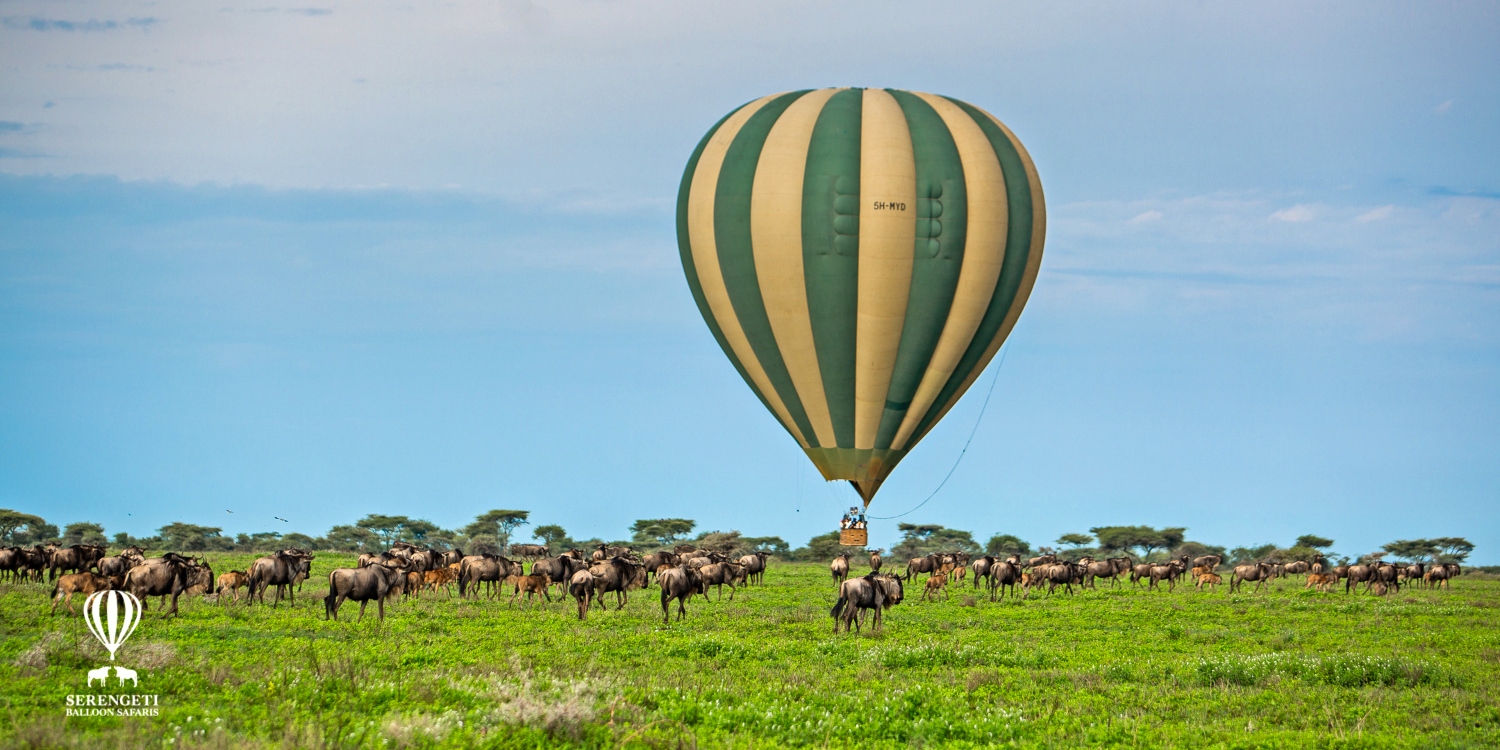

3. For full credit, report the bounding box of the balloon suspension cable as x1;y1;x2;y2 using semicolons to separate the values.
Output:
868;343;1010;520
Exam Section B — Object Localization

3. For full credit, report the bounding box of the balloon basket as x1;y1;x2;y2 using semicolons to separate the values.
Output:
839;529;868;547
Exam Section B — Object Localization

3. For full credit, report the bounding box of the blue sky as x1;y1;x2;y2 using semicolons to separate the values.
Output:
1;1;1496;561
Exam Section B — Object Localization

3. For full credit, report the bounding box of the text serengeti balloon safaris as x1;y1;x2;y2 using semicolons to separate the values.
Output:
676;88;1046;507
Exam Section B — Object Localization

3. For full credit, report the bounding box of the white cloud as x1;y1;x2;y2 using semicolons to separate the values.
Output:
1356;205;1394;223
1435;99;1453;115
1128;210;1163;224
1269;204;1316;222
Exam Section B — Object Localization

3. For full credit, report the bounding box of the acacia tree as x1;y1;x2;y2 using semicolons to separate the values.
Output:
1296;535;1334;550
986;534;1032;557
1057;533;1094;549
630;519;696;548
0;510;46;544
1383;539;1439;562
62;522;107;546
463;510;530;551
1091;526;1184;560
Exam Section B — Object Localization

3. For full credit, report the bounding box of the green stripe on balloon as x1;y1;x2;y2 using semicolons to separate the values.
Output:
874;89;969;450
712;90;823;447
908;98;1038;445
676;104;785;428
800;87;863;449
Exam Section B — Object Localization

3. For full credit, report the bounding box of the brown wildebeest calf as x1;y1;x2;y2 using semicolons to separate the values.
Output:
1195;572;1222;591
922;572;950;602
507;573;552;607
215;571;250;603
1305;573;1336;593
51;572;113;615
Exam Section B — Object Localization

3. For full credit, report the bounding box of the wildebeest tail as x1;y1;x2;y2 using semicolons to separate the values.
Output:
830;595;847;619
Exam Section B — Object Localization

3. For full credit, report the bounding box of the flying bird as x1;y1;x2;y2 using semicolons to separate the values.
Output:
274;517;288;523
226;509;233;513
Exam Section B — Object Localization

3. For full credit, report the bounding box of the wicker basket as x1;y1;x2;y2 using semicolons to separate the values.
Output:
839;528;868;547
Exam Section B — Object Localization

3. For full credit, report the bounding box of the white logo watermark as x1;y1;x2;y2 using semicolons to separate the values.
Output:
68;590;160;716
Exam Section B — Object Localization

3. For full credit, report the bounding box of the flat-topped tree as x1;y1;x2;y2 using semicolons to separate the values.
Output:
463;510;530;551
631;519;696;548
1296;535;1334;550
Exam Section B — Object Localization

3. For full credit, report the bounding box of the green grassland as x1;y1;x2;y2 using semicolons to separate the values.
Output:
3;556;1498;749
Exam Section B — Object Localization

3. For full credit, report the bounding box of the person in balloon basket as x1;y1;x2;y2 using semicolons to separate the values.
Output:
841;507;868;531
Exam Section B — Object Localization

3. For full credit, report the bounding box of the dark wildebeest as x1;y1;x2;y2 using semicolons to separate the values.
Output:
696;561;743;602
1191;554;1223;570
509;544;550;562
123;553;191;617
1400;562;1425;587
870;550;883;573
458;554;522;599
971;556;994;590
51;572;114;615
904;554;941;582
831;573;903;634
246;550;311;606
531;554;588;597
1283;560;1311;575
590;556;643;610
738;552;769;585
48;544;106;582
1148;561;1185;591
1373;562;1401;592
658;566;702;624
357;552;398;568
1425;563;1457;589
642;551;679;583
324;567;392;622
988;559;1023;601
570;569;594;620
831;554;850;586
403;547;440;574
96;547;145;579
1081;558;1125;588
1035;562;1083;595
0;546;20;583
182;558;215;597
1229;562;1274;593
1344;563;1378;593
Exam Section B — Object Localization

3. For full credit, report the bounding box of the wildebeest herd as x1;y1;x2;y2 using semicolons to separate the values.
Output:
4;540;1466;633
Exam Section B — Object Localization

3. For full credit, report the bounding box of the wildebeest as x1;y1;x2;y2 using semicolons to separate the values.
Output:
50;572;114;615
922;572;950;602
96;547;146;580
1344;563;1378;593
215;571;250;603
570;569;594;620
529;554;587;597
1229;562;1274;593
738;552;768;585
1196;571;1222;591
246;550;312;606
904;554;941;582
323;567;392;622
642;551;679;583
458;554;522;598
48;544;106;582
1305;573;1336;593
183;558;215;597
1033;562;1082;595
831;573;903;633
1083;557;1130;588
1148;561;1185;591
1424;563;1458;589
1190;554;1223;570
590;556;644;609
1283;560;1311;575
123;552;192;617
1400;562;1425;587
695;561;743;602
988;559;1023;601
1372;562;1402;593
508;543;550;561
658;565;702;624
869;550;882;573
831;554;850;585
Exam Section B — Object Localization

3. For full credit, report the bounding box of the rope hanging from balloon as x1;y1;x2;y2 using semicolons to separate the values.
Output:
867;342;1011;520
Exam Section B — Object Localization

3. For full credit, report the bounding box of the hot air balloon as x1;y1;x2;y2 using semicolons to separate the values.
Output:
676;87;1045;521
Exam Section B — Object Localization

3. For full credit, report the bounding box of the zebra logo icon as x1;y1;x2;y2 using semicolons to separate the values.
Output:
84;590;141;661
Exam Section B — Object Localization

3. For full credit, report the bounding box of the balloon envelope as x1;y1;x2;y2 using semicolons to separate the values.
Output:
676;88;1045;504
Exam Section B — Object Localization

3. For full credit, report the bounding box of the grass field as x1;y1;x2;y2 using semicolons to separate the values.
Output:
3;555;1498;749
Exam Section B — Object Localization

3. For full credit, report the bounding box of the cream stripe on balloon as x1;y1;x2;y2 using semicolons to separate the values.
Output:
853;88;917;450
750;88;841;449
686;93;809;446
889;93;1010;451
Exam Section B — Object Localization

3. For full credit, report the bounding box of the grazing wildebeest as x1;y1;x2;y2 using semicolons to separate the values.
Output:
1283;560;1311;575
48;544;106;582
1400;562;1425;587
1424;563;1456;589
738;552;769;585
1035;562;1083;595
831;554;850;586
642;551;679;583
458;554;522;599
1148;561;1185;591
123;553;191;617
246;550;311;606
215;571;250;603
1081;558;1125;588
695;561;743;602
831;573;900;634
1191;554;1223;571
590;556;644;609
96;547;145;580
570;569;594;620
50;572;114;615
869;550;883;573
323;567;392;622
183;558;215;597
1344;563;1378;593
509;544;550;562
1372;562;1402;593
530;554;587;597
1229;562;1274;593
988;559;1023;601
658;566;701;624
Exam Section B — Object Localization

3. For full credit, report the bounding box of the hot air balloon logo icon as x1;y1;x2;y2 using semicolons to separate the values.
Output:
83;590;142;661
